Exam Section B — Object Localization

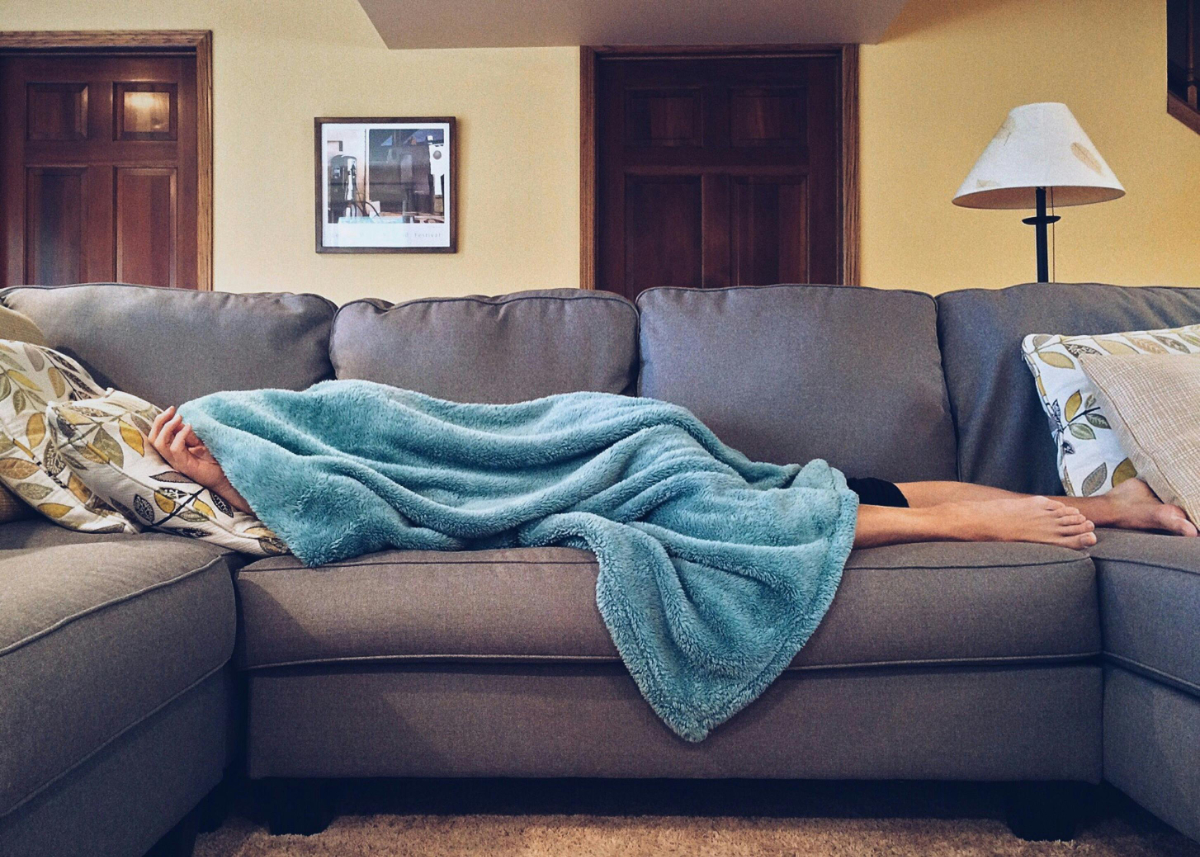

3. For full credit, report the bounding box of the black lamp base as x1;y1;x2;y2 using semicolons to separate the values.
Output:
1021;187;1061;283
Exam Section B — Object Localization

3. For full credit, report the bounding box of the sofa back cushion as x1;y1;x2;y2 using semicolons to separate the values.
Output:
1;284;336;407
937;282;1200;495
637;284;958;482
331;289;639;402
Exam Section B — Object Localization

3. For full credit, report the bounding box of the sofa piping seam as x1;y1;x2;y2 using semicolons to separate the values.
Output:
1104;653;1200;697
239;559;600;574
237;556;1088;575
340;292;638;317
0;662;227;821
0;553;229;659
240;649;1102;673
634;282;939;306
1091;555;1200;578
0;282;338;313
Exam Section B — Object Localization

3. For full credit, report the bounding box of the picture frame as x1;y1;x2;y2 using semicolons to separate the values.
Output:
314;116;456;253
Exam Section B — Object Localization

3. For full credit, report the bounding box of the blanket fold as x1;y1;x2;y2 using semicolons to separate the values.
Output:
180;381;858;741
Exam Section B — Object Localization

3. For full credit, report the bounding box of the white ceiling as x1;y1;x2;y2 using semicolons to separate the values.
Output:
356;0;910;49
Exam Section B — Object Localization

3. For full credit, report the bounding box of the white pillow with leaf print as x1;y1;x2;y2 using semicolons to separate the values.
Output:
1022;323;1200;496
0;338;136;533
47;390;290;557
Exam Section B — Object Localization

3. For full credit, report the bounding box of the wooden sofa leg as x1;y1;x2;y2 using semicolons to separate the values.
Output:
144;806;199;857
260;778;336;836
1005;781;1089;841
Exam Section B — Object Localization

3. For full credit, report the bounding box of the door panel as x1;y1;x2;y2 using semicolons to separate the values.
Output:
732;176;808;286
624;175;703;292
1;52;198;288
114;82;177;141
26;82;89;141
116;167;176;287
596;52;842;300
625;88;703;147
729;87;806;148
25;167;85;284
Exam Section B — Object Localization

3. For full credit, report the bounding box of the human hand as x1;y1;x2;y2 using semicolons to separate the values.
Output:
148;406;229;492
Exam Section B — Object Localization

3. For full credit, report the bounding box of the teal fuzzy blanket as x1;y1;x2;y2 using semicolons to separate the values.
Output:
179;381;858;741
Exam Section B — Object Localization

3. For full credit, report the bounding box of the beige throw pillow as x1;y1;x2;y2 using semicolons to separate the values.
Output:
1080;353;1200;524
1022;323;1200;495
0;306;47;523
0;338;136;532
0;305;47;347
48;389;289;556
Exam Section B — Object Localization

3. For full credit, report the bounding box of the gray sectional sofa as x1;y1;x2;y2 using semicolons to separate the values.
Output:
0;281;1197;856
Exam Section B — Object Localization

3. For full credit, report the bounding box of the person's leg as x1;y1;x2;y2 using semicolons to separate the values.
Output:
895;478;1197;537
854;497;1097;550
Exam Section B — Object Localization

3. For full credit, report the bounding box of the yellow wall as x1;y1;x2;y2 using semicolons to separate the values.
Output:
0;0;582;304
4;0;1199;301
860;0;1200;293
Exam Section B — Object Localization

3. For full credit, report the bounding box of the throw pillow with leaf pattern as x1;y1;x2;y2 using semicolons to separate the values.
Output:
47;389;289;556
0;339;137;532
1022;323;1200;496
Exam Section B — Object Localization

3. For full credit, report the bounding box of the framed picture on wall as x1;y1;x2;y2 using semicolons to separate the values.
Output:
315;117;456;253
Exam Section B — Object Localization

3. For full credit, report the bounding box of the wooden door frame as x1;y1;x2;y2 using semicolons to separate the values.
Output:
580;44;859;290
0;30;214;290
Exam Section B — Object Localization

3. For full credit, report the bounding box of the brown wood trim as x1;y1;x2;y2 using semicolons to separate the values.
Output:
1168;91;1200;136
578;43;859;289
840;44;859;286
0;29;215;289
589;44;843;58
195;31;213;290
579;46;598;289
0;30;212;50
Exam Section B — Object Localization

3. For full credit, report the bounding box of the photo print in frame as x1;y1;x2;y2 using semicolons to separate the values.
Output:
315;117;456;253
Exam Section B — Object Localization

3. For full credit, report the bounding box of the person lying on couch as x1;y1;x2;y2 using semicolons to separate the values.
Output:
148;396;1196;555
133;380;1197;741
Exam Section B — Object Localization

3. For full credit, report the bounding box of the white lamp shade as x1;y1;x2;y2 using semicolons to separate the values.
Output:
953;102;1125;210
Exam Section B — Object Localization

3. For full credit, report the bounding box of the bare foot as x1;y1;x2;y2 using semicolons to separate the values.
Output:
1093;478;1198;537
943;496;1098;549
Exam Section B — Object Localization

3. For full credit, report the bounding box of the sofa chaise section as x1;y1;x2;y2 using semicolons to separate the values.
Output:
0;282;340;855
1090;529;1200;842
0;521;239;857
937;282;1200;844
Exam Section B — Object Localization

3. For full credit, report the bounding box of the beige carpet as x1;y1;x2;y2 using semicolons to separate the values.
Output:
197;813;1200;857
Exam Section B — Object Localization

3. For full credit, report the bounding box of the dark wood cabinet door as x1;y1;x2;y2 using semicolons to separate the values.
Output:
1;53;197;288
596;52;843;300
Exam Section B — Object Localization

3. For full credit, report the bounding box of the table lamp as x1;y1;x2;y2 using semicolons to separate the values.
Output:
953;102;1125;282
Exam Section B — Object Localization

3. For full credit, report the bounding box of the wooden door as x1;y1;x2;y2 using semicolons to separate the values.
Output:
0;52;198;288
595;51;845;300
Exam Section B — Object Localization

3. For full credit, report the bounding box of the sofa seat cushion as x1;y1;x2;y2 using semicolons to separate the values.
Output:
330;290;639;403
0;521;238;819
235;541;1098;673
1090;529;1200;697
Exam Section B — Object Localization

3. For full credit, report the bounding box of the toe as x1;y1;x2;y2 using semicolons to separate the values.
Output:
1164;508;1199;537
1057;512;1088;525
1071;532;1098;549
